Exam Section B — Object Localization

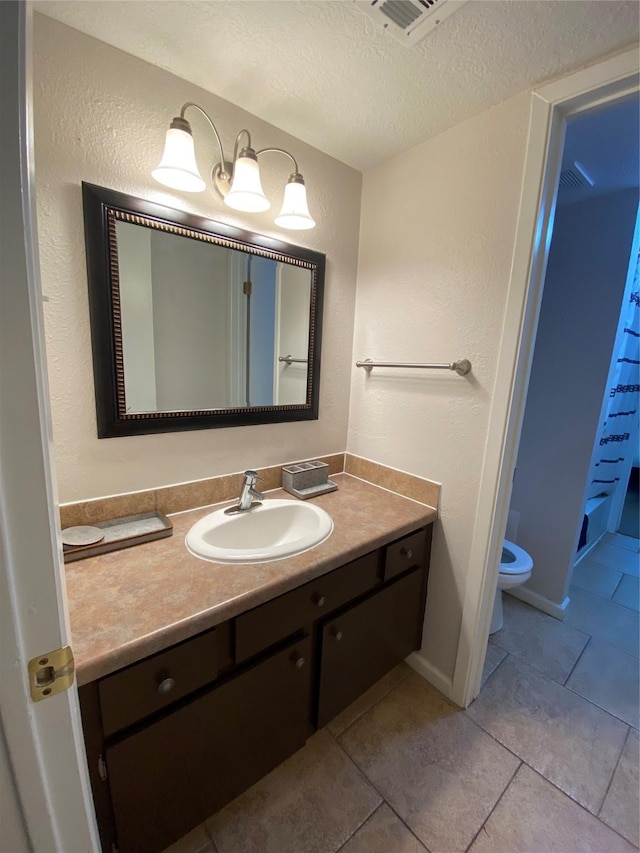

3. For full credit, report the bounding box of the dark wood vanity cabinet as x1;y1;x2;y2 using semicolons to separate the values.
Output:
79;524;432;853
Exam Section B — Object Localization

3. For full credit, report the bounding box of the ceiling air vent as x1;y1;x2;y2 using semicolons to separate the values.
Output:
355;0;469;46
558;161;595;191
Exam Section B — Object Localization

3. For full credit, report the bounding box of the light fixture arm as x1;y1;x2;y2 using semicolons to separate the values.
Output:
256;147;300;174
233;129;254;165
180;102;229;181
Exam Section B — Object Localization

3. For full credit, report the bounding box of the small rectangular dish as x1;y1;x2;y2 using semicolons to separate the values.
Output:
62;511;173;562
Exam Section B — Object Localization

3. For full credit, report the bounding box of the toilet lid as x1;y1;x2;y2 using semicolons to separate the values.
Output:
500;541;533;574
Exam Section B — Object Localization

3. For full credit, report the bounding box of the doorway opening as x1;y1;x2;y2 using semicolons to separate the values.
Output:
454;49;640;711
476;88;639;751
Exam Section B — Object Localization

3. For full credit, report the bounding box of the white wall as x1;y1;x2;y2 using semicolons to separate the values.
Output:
33;14;361;502
151;232;231;411
510;189;639;605
275;264;311;405
348;93;531;683
116;222;157;413
248;256;277;407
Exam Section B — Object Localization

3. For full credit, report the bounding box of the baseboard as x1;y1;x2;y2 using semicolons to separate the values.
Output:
506;586;570;620
405;652;454;701
574;531;606;567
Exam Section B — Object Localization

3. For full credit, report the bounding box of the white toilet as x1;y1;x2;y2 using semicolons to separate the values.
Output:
489;539;533;634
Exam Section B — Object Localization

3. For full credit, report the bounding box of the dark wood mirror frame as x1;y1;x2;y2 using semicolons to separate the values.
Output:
82;183;325;438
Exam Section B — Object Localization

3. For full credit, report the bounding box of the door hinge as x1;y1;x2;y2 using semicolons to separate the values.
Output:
243;280;252;296
98;754;108;782
28;645;74;702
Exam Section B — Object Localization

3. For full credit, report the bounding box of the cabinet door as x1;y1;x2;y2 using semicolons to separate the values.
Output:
105;637;313;853
317;569;424;727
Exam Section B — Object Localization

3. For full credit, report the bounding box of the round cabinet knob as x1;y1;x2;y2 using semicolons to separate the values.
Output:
330;625;343;642
400;547;413;560
157;677;176;695
291;652;305;669
312;592;326;607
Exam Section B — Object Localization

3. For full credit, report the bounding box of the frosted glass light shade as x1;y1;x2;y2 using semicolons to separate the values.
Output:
225;154;270;212
275;175;316;230
152;127;206;193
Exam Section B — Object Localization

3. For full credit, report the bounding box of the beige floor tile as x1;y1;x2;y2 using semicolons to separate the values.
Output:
492;596;589;683
572;558;623;599
590;543;640;577
466;656;628;814
162;824;214;853
338;673;519;853
468;764;636;853
612;574;640;612
566;639;639;728
340;804;428;853
600;729;640;847
326;663;412;736
603;532;640;554
566;586;639;658
205;730;381;853
481;642;507;686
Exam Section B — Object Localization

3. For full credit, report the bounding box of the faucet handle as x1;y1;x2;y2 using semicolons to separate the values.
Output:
243;469;262;484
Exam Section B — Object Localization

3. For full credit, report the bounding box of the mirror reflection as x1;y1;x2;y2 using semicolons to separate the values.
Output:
116;221;312;413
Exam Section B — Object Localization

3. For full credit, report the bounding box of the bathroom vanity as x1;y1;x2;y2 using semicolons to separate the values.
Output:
67;476;435;853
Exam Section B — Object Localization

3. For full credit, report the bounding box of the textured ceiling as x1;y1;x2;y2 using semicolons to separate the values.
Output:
34;0;639;170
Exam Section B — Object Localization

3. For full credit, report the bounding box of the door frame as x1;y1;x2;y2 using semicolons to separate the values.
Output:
0;3;100;849
452;47;640;708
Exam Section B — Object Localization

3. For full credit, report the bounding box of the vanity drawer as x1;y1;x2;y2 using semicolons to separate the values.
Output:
384;528;428;581
235;551;380;664
99;626;223;737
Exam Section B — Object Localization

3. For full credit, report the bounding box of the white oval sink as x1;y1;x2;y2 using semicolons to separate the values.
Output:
186;499;333;564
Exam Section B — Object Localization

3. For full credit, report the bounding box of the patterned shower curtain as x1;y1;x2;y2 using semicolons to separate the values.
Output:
587;248;640;500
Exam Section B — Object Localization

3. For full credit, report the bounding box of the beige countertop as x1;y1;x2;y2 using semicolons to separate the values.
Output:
65;474;437;686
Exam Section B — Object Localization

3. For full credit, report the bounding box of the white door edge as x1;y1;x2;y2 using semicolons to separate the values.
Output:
451;46;640;709
0;3;100;849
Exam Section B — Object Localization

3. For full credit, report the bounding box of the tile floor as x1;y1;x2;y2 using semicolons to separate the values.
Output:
164;535;639;853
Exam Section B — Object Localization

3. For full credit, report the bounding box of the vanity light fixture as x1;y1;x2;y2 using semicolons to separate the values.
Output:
152;102;316;230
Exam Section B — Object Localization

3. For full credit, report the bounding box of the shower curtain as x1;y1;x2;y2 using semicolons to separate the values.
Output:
587;248;640;500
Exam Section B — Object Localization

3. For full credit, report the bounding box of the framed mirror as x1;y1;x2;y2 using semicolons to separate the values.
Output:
82;183;325;437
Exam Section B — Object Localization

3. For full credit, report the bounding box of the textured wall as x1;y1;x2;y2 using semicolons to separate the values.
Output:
348;93;531;681
33;15;361;502
511;189;638;605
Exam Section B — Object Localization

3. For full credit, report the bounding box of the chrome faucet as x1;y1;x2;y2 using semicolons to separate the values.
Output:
226;470;264;514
